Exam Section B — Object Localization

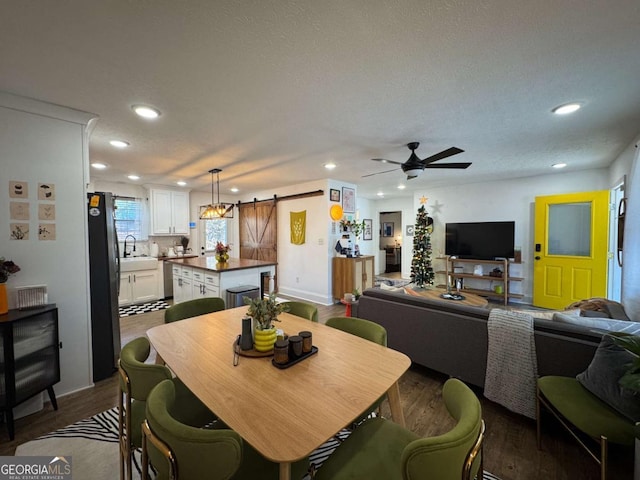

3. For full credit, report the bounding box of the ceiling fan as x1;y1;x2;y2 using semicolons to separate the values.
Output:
364;142;471;180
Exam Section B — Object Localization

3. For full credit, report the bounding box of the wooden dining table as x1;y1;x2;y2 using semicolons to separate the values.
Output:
147;307;411;480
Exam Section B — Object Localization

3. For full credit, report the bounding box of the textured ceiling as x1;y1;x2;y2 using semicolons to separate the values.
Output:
1;1;639;199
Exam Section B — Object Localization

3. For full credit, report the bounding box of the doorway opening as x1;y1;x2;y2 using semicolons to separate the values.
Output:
607;179;625;302
379;210;402;279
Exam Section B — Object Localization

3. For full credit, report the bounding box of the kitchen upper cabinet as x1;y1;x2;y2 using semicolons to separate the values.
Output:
150;188;190;235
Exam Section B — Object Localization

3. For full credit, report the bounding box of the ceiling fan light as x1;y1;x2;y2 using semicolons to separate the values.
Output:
404;168;423;179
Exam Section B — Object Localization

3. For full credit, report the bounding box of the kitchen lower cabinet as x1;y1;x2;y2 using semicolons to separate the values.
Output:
119;269;159;306
1;304;60;440
192;270;220;299
332;256;375;300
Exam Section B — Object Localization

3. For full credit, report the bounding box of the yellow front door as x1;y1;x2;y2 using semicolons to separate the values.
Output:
533;191;609;309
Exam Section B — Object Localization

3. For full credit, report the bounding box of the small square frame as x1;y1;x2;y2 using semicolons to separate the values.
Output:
330;189;340;202
382;222;394;237
363;219;373;241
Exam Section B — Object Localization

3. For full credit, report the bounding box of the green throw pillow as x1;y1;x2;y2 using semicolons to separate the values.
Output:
576;334;640;423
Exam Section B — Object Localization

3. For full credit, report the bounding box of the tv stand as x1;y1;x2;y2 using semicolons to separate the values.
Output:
437;257;523;305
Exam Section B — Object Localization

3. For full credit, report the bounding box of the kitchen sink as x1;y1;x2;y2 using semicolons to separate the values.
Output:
120;256;158;272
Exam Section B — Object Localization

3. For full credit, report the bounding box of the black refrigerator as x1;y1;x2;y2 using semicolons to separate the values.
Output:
87;192;121;381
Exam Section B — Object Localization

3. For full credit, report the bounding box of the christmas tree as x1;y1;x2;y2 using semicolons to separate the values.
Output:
410;205;434;287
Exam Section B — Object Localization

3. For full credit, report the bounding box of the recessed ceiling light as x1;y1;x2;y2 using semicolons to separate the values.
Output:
132;105;161;119
110;140;130;148
377;192;384;197
552;163;567;169
230;187;239;193
127;174;140;180
176;181;187;186
324;162;337;170
91;162;107;169
552;103;581;115
397;184;406;190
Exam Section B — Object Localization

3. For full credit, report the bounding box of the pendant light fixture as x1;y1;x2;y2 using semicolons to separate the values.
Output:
199;168;234;219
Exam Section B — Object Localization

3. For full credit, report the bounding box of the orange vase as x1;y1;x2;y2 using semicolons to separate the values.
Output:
0;283;8;315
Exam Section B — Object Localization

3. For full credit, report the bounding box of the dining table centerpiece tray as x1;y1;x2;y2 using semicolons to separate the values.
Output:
272;346;318;369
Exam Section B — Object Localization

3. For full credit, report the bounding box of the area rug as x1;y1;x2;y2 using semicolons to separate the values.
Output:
119;300;170;317
15;408;501;479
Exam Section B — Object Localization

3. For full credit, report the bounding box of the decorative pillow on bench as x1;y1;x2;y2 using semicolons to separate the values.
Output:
576;334;640;422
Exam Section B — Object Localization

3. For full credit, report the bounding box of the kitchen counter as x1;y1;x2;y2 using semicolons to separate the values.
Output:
166;256;277;272
158;254;198;261
167;257;277;306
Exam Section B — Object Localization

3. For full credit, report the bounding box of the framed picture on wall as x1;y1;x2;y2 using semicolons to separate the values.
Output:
363;219;373;240
342;187;355;213
330;189;340;202
383;222;394;237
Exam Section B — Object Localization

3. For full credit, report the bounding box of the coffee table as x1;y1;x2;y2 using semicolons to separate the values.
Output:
412;287;488;307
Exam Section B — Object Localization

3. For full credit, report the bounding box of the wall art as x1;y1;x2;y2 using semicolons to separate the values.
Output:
9;181;28;198
10;202;30;220
342;187;355;213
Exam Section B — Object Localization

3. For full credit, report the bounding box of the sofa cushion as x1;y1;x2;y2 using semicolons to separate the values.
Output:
516;308;579;320
576;334;640;422
553;312;640;336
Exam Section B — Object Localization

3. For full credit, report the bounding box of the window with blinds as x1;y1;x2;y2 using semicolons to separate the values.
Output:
114;196;148;241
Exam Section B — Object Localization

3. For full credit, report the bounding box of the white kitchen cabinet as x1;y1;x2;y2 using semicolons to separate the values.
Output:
149;188;190;235
173;266;194;304
193;270;220;299
119;269;159;306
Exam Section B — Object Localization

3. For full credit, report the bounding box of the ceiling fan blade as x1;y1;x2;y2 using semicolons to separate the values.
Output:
362;167;399;178
371;158;404;166
422;147;464;165
425;162;472;169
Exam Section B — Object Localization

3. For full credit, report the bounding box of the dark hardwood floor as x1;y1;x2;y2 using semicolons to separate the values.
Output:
1;299;633;479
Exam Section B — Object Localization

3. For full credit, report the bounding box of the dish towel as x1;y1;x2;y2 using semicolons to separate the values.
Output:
484;308;538;419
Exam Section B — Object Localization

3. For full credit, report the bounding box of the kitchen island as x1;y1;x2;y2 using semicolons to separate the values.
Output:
166;257;276;306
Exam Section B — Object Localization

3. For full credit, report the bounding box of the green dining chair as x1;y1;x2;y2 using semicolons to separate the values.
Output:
537;376;636;480
281;301;319;322
119;337;217;480
314;378;485;480
142;379;310;480
164;297;225;323
325;316;387;425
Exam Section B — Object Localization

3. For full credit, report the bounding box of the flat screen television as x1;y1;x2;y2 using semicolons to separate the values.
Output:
445;221;515;260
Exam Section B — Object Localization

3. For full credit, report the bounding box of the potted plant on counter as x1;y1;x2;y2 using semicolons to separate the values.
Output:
244;293;289;352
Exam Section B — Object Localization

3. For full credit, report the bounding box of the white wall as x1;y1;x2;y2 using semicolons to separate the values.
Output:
0;92;96;396
412;168;610;303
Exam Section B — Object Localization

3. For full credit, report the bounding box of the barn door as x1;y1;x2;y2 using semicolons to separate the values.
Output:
239;200;278;291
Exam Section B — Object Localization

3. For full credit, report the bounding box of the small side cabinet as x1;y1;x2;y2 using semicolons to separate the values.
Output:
0;304;60;440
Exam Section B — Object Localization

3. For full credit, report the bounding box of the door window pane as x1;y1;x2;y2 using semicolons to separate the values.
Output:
204;218;228;251
548;202;591;256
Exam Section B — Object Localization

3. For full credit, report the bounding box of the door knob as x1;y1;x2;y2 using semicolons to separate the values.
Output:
535;256;541;260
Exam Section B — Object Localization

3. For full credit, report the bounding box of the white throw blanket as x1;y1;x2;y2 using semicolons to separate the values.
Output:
484;309;538;419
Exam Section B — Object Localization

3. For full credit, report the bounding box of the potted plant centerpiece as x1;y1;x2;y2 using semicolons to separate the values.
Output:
244;293;290;352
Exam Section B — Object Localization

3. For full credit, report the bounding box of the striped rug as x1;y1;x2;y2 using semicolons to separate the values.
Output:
118;300;170;318
15;408;501;479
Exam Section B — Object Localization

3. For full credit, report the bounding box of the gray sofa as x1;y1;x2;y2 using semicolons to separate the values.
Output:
353;289;604;388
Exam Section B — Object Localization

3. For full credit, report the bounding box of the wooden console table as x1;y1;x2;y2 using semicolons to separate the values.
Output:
0;304;60;440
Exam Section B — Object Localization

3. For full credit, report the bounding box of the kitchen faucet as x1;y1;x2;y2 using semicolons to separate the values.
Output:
123;235;136;257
